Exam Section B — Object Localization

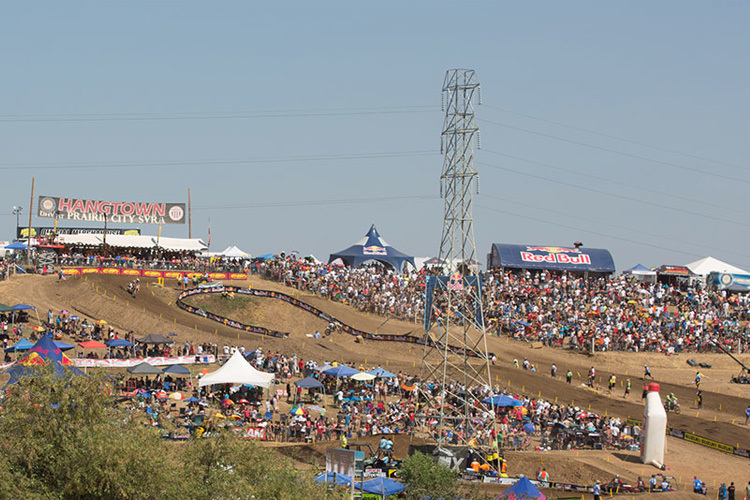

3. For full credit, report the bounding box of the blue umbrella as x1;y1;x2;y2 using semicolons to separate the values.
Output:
515;320;532;327
53;341;75;351
256;253;276;260
185;397;200;402
105;338;134;348
483;395;523;407
523;422;536;434
367;367;397;378
5;338;34;353
322;365;360;378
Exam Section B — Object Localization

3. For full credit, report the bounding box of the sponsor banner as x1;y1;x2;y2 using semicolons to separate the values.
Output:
364;468;386;479
176;286;478;357
38;195;186;225
682;432;735;454
61;268;248;280
234;427;266;440
18;226;140;238
489;243;615;273
73;355;215;368
0;355;215;371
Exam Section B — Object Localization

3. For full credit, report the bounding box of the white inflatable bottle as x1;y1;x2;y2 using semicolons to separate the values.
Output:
640;382;667;468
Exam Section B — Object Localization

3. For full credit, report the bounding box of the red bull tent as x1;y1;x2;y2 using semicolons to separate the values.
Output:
2;335;84;385
488;244;615;274
328;224;415;272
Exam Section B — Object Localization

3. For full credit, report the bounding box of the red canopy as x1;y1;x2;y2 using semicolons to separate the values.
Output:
78;340;107;349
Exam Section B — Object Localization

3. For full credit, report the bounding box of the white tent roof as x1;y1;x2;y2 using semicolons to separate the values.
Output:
198;350;275;388
219;245;250;258
56;233;207;251
686;256;748;276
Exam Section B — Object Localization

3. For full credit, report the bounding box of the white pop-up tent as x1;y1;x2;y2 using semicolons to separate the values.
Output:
198;350;274;388
219;245;250;258
686;256;749;276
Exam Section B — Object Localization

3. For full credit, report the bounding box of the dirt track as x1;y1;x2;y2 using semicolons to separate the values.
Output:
2;272;750;494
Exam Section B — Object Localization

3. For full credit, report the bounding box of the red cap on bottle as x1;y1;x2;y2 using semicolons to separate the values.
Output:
648;383;660;392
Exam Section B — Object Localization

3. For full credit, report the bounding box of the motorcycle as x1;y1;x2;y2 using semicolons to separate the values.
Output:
127;282;139;298
665;400;680;414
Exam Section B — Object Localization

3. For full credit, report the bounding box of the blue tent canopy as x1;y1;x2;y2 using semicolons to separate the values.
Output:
11;303;35;311
367;367;397;378
4;338;34;353
495;476;547;500
162;364;191;375
313;472;352;486
356;477;405;497
54;341;75;351
105;338;134;348
483;395;523;407
4;241;28;250
294;376;325;389
488;243;615;274
2;335;84;385
322;366;360;378
328;224;415;272
255;253;276;260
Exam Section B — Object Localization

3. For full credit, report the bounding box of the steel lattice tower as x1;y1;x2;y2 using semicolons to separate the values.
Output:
419;69;496;447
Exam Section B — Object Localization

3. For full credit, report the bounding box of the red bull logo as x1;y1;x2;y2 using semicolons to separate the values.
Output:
447;272;464;291
521;252;591;265
526;246;580;253
363;245;387;256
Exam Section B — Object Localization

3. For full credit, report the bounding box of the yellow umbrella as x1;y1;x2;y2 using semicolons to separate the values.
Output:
96;320;108;325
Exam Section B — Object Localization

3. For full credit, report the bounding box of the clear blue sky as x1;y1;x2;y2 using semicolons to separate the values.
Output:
1;1;749;271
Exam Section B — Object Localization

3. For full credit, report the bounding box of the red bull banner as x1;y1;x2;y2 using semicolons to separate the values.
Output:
61;268;247;280
488;243;615;274
38;195;186;225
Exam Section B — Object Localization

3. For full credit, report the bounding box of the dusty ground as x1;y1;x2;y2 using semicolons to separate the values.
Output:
2;272;750;498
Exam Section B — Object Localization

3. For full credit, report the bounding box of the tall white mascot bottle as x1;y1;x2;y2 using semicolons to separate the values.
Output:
640;382;667;467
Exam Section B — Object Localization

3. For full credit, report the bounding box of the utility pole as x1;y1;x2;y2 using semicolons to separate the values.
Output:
420;69;496;447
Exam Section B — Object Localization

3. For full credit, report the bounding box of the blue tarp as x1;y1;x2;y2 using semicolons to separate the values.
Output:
322;366;360;378
483;395;523;407
4;338;34;353
495;476;547;500
367;367;397;378
328;224;415;272
489;243;615;274
623;263;655;275
295;376;325;389
356;477;405;496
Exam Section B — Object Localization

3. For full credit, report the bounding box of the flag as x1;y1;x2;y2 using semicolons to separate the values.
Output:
207;220;211;247
157;224;162;246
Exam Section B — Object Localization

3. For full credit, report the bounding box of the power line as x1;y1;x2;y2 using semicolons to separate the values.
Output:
482;104;749;174
478;118;750;185
476;159;750;229
480;193;749;261
475;203;704;259
482;149;750;217
193;194;437;211
0;105;440;123
0;150;438;171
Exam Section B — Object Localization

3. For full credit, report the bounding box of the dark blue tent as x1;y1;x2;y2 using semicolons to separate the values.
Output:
495;476;547;500
162;364;191;375
328;224;415;272
294;376;325;389
2;335;84;385
54;341;75;351
488;243;615;274
367;367;397;378
356;477;405;497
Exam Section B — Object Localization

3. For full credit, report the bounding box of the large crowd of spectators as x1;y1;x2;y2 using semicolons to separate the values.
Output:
254;257;750;354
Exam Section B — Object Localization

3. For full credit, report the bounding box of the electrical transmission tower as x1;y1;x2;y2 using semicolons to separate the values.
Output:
419;69;496;447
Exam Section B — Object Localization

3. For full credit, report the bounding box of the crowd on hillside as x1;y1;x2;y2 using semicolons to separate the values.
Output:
253;257;750;354
56;252;248;274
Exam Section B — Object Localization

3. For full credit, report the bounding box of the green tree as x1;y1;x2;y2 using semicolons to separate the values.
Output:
399;451;458;500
